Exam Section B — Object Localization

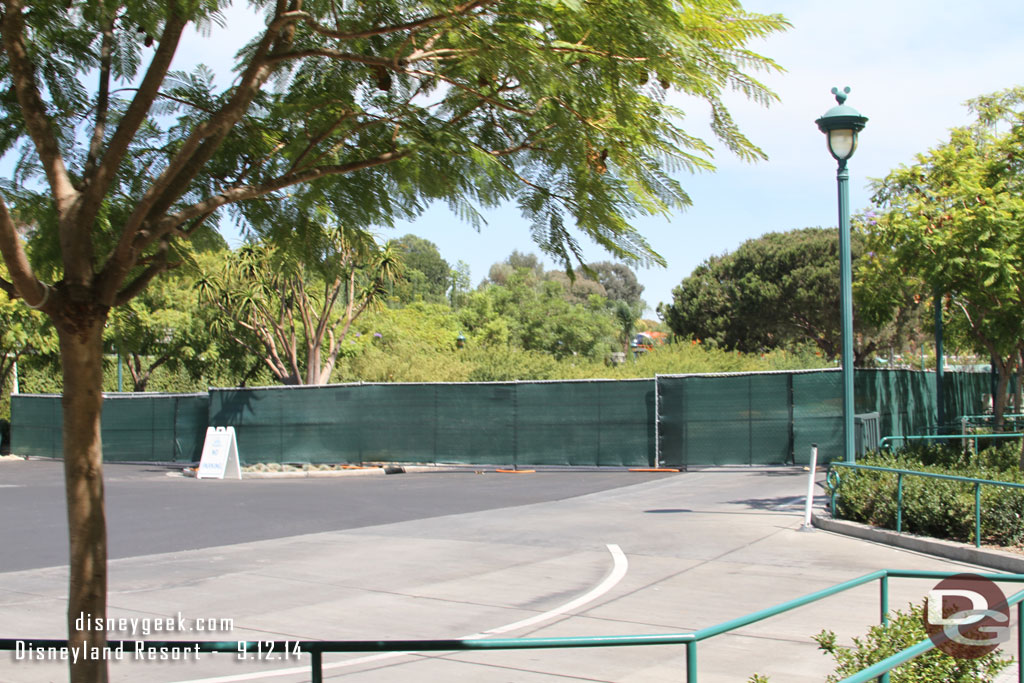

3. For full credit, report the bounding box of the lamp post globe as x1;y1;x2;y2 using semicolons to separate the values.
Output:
816;86;869;165
816;86;867;463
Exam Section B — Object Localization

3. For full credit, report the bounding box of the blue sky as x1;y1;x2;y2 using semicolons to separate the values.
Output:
26;1;1024;316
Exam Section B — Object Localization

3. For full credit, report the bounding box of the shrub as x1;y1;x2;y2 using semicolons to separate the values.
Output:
813;603;1010;682
831;449;1024;546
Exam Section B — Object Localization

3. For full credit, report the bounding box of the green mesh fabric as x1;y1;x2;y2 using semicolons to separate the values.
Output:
11;393;208;462
658;372;794;467
10;371;989;466
207;380;653;467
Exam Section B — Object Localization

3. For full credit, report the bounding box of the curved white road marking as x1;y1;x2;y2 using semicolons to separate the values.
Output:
172;543;628;683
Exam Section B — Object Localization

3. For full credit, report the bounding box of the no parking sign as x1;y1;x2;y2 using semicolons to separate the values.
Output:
196;427;241;479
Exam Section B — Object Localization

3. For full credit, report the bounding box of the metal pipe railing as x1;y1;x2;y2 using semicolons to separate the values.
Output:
879;432;1024;453
828;461;1024;547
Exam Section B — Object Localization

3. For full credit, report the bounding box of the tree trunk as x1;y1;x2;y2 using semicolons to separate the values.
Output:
994;364;1009;432
59;316;109;683
1014;349;1023;416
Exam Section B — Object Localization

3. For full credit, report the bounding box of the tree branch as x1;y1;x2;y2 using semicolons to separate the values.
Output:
98;6;302;302
82;16;115;181
113;243;170;306
298;0;498;42
97;3;192;173
0;192;49;313
149;150;410;242
0;0;79;214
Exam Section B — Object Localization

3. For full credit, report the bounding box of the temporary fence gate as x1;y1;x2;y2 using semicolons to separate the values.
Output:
656;372;796;467
10;370;988;467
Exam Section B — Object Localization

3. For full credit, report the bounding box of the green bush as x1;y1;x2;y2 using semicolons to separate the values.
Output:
831;448;1024;546
813;603;1010;682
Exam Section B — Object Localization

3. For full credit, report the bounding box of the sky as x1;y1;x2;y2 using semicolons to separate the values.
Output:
25;1;1024;316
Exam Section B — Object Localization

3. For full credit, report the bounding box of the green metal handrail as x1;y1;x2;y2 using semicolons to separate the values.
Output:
879;432;1024;453
961;414;1024;422
828;461;1024;547
4;570;1024;682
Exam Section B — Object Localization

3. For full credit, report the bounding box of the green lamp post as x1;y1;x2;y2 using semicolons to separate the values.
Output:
816;87;868;463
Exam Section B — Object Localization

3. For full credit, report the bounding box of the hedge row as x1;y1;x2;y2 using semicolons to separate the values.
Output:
830;443;1024;547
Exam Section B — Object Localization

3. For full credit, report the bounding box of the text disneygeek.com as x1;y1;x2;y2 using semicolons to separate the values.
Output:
11;612;235;663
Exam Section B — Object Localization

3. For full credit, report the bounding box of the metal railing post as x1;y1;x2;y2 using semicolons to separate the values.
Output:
879;574;890;682
1018;601;1023;683
895;474;903;534
880;574;889;627
975;482;982;548
312;650;322;683
686;641;697;682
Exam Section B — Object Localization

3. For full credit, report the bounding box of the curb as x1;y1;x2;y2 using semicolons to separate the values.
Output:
183;464;467;479
242;467;390;479
812;510;1024;573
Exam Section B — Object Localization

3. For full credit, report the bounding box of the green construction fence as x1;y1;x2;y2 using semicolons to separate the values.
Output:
11;392;209;462
206;379;656;467
10;370;988;467
655;368;989;467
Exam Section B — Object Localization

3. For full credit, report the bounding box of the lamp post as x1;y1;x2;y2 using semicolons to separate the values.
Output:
816;87;868;463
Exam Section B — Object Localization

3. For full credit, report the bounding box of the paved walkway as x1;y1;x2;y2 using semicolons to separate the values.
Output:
0;466;1018;682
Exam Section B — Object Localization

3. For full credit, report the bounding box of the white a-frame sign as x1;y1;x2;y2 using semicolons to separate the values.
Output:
197;426;242;479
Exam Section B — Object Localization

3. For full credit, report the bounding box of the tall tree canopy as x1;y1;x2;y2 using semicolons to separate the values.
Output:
586;260;645;308
659;227;881;361
0;1;787;679
392;233;449;303
866;87;1024;431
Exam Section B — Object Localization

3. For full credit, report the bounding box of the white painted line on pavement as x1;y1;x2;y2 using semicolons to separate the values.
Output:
469;543;628;636
171;543;629;683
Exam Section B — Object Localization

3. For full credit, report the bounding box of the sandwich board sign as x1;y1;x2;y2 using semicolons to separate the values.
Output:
197;426;241;479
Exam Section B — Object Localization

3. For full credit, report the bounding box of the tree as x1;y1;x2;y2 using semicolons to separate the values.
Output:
448;259;472;309
0;262;57;401
460;270;617;358
587;261;645;309
543;269;607;305
613;299;641;356
106;268;209;391
106;235;226;391
392;234;449;303
0;1;786;678
660;228;880;361
197;230;403;386
866;87;1024;434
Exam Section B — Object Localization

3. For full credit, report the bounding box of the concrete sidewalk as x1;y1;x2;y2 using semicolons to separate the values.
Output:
1;466;1018;682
